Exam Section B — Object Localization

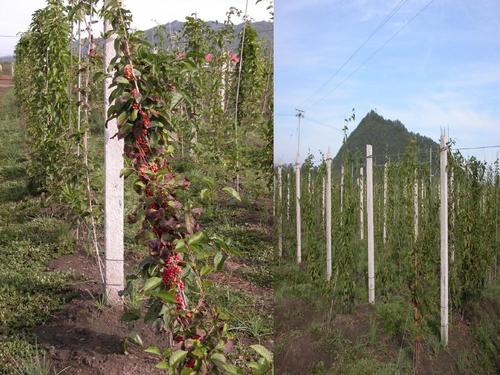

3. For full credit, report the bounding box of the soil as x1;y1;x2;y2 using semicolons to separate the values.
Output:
34;251;168;374
0;75;13;96
30;240;273;374
274;296;497;374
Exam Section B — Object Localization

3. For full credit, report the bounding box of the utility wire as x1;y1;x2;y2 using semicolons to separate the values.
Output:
303;116;343;132
453;145;500;151
300;0;410;109
0;35;20;38
307;0;437;110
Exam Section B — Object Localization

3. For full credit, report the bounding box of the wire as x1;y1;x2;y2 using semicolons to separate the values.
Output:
453;145;500;151
307;0;437;110
300;0;410;109
0;35;20;38
303;116;343;132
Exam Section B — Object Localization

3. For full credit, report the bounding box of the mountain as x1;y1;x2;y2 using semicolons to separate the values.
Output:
1;20;273;62
333;110;439;168
142;20;273;50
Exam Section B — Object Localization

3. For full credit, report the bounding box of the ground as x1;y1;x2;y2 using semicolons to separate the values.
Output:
0;77;273;374
274;262;500;374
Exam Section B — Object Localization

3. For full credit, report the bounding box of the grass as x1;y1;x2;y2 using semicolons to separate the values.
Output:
207;283;272;342
0;89;74;374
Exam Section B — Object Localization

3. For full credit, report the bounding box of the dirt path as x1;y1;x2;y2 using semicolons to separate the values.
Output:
0;76;13;96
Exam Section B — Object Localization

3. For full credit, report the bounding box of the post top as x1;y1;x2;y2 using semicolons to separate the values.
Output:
326;147;332;160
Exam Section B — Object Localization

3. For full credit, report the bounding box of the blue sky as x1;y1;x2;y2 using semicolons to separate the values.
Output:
274;0;500;164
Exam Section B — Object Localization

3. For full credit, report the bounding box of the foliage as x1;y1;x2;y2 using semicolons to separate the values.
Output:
14;0;78;195
101;2;271;373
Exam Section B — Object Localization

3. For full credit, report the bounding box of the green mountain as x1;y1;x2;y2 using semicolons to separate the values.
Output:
333;110;439;168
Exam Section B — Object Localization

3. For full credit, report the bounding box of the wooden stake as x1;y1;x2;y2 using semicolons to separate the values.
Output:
322;176;326;225
414;169;419;239
286;172;290;220
273;172;276;217
104;0;124;306
278;166;283;258
367;145;375;304
296;159;302;264
359;167;364;240
440;130;449;346
326;151;332;280
383;162;388;245
341;164;344;213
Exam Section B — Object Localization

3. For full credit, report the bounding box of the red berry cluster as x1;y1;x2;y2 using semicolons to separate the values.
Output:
162;253;186;309
124;64;134;80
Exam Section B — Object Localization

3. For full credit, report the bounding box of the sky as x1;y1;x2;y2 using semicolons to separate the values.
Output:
0;0;272;57
275;0;500;165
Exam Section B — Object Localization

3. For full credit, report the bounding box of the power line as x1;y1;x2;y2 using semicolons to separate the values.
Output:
0;35;20;38
299;0;410;109
307;0;437;110
453;145;500;151
303;116;343;132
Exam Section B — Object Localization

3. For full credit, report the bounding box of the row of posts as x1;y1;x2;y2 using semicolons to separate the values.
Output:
275;135;449;345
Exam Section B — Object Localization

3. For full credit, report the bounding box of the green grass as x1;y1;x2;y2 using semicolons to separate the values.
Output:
206;283;272;342
0;89;74;374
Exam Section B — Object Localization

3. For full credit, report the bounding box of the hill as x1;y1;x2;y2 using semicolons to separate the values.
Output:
0;20;273;62
333;110;439;168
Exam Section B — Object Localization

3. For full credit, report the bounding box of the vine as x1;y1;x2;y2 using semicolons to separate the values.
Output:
101;2;271;373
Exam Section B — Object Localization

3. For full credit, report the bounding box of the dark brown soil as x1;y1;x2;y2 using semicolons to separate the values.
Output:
34;231;273;374
35;252;168;374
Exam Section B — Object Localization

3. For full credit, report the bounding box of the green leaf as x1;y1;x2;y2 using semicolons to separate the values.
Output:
149;289;177;304
129;109;138;121
117;111;128;126
115;76;130;84
155;361;169;369
250;344;273;363
200;264;212;276
222;186;241;201
188;231;204;245
210;353;227;368
121;309;140;322
214;252;226;271
174;239;186;251
144;276;162;291
129;332;143;347
145;346;161;356
169;349;188;367
221;363;243;375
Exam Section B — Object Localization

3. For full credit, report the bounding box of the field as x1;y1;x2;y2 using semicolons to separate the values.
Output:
274;150;499;374
0;0;273;373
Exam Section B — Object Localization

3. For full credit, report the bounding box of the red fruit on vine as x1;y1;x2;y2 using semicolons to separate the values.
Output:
150;162;159;173
131;88;140;98
230;53;240;64
132;102;140;110
185;358;195;368
173;335;184;343
124;64;134;80
204;53;214;63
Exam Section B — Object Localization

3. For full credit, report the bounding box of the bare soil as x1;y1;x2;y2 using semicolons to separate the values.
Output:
34;252;167;374
31;216;273;374
0;76;13;96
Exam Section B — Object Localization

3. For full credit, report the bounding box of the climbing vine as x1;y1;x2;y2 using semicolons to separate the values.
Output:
101;2;271;373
